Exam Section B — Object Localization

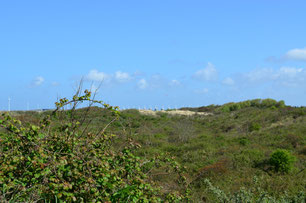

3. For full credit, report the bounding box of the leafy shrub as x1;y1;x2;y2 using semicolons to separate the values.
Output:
238;137;249;146
239;100;251;108
131;120;141;128
0;89;188;202
154;133;167;139
249;123;261;132
269;149;296;173
229;103;241;111
219;99;284;113
276;100;286;108
261;98;278;108
202;178;305;203
250;99;261;107
221;105;230;113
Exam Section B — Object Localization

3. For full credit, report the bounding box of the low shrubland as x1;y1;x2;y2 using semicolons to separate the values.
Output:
1;93;305;202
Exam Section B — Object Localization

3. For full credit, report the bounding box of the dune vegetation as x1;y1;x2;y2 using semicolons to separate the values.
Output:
0;90;305;202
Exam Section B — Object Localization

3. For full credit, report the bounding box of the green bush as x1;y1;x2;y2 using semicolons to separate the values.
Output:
219;99;284;112
229;103;241;111
261;98;278;108
239;100;251;108
276;100;286;108
221;103;241;112
0;90;188;202
221;105;230;113
249;123;261;132
269;149;296;173
238;137;249;146
250;99;261;107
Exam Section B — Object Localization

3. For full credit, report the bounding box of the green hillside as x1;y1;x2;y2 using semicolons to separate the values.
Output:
1;95;305;202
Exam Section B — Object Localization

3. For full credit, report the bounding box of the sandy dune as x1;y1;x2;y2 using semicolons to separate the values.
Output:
138;109;213;116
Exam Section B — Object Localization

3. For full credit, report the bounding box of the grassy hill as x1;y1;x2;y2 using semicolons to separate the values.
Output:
109;100;305;201
1;98;305;202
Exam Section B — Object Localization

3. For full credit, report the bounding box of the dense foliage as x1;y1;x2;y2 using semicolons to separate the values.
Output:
220;98;286;112
0;90;188;202
270;149;296;173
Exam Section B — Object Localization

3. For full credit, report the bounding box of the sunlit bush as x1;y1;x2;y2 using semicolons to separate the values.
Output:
269;149;296;173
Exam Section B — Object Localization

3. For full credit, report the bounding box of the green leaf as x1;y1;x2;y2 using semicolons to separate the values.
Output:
38;133;45;139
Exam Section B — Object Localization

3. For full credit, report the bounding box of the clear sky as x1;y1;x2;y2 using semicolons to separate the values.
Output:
1;0;306;110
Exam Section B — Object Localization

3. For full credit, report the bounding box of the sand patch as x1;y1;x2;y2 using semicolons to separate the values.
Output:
138;109;213;117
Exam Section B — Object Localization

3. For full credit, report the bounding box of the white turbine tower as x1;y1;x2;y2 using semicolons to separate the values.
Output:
8;97;11;112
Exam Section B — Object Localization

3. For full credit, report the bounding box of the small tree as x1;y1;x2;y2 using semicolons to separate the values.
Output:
269;149;296;173
276;100;286;108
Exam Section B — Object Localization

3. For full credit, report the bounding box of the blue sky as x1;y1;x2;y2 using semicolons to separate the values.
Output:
1;1;306;110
